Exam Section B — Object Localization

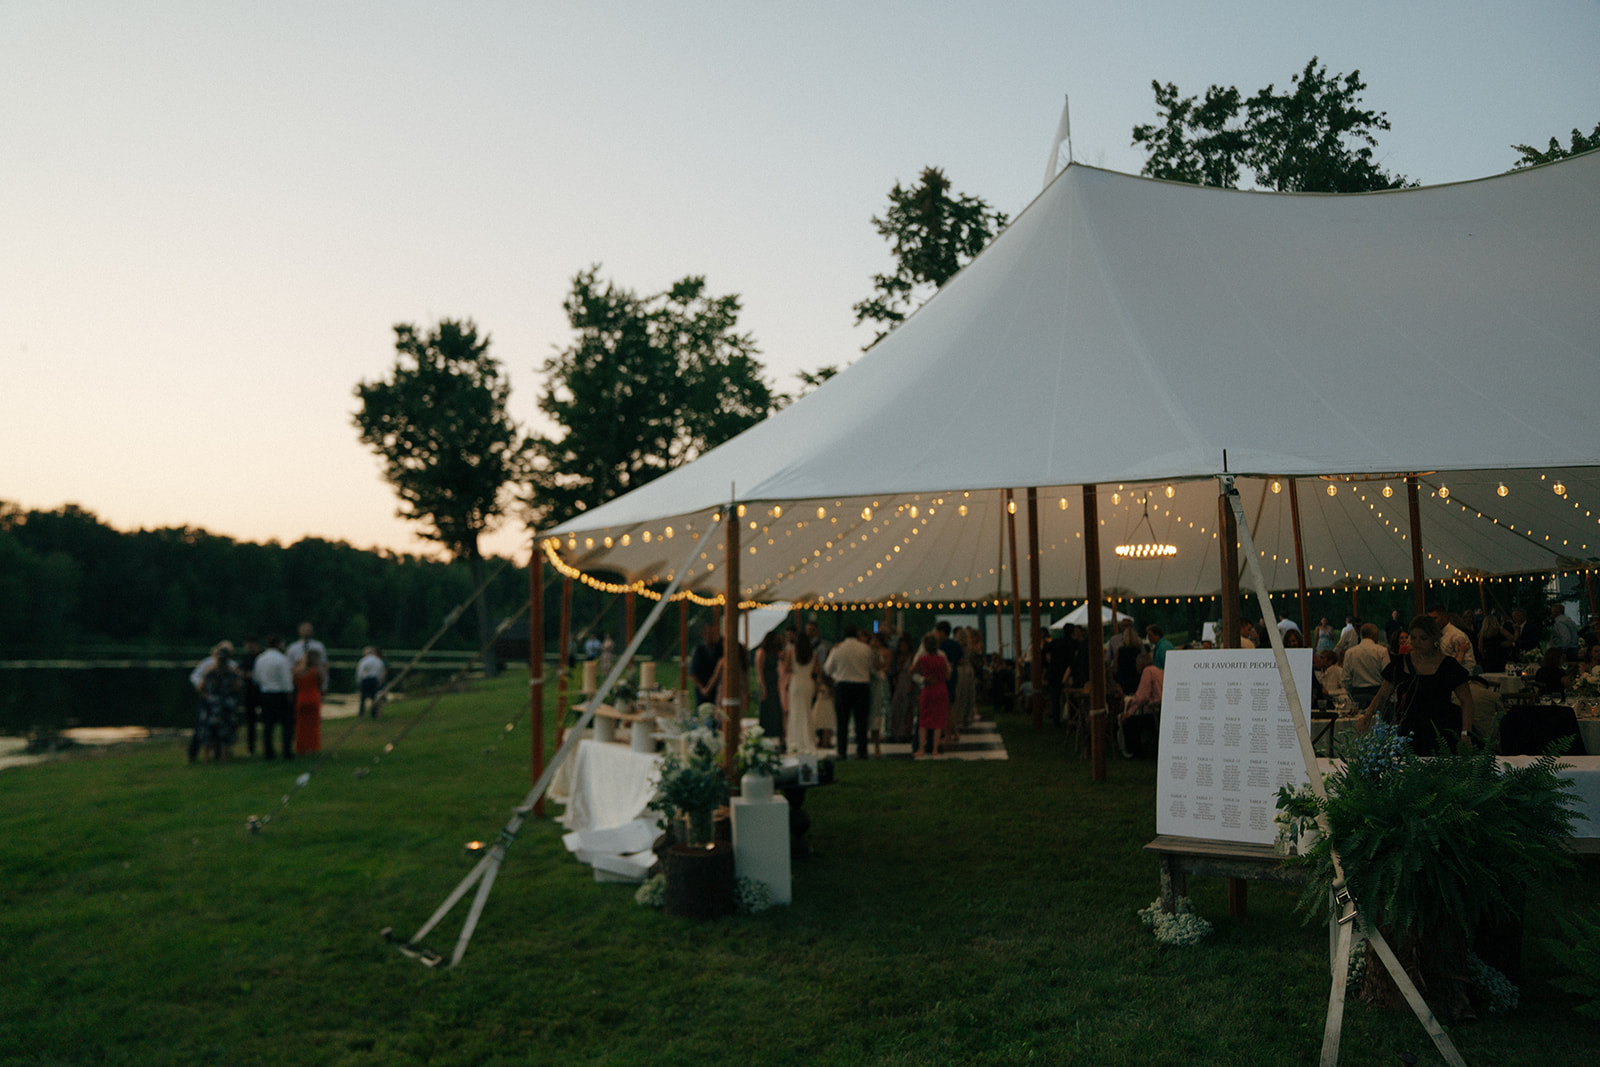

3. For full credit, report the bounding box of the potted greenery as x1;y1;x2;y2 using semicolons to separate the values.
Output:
736;726;782;801
1280;720;1578;1023
649;730;734;919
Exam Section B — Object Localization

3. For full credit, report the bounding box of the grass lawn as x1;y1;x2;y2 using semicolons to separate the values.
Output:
2;672;1594;1066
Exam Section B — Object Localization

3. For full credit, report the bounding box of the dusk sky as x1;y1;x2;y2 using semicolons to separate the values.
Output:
4;2;1595;562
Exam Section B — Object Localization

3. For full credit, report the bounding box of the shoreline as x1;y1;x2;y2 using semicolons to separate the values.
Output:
0;694;365;771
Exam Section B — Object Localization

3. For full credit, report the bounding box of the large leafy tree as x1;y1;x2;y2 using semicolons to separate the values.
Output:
853;166;1008;345
353;319;526;671
1132;57;1410;193
1512;122;1600;168
528;267;777;527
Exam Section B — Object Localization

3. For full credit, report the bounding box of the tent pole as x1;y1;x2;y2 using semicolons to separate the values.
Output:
1027;487;1045;730
626;590;635;644
1219;492;1240;648
1288;478;1310;636
1082;484;1107;782
529;548;546;809
1407;475;1427;617
1587;569;1600;626
556;577;573;748
1007;490;1024;676
679;600;690;703
723;502;743;778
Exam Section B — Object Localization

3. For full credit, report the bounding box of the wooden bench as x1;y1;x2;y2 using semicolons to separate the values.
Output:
1143;835;1309;919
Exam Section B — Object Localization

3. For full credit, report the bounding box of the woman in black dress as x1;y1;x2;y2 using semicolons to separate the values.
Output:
1360;615;1475;755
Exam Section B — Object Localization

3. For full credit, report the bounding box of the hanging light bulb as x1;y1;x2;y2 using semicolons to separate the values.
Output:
1007;499;1016;514
1326;484;1337;497
1165;485;1175;498
958;504;968;517
1059;497;1068;510
1552;482;1566;496
1271;480;1282;494
1497;483;1509;497
861;507;872;520
1382;485;1393;498
1437;487;1449;501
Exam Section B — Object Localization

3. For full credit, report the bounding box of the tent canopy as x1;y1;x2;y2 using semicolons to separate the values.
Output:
544;156;1600;608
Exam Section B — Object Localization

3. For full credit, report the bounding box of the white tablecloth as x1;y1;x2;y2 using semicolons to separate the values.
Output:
555;739;662;834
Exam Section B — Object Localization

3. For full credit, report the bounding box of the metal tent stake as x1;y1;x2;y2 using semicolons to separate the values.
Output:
387;514;724;968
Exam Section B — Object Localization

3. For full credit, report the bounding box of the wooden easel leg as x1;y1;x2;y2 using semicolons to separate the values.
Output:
1227;877;1248;919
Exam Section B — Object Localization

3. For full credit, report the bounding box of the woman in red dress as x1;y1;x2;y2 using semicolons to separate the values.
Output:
293;648;325;755
914;633;949;759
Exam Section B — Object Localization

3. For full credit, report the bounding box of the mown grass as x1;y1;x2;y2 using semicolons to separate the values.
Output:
2;673;1595;1066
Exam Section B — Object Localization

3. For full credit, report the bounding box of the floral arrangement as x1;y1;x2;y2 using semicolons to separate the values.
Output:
1137;896;1213;947
1272;781;1323;855
1569;665;1600;699
609;671;639;707
636;872;774;915
648;731;729;845
634;873;666;908
736;726;782;778
734;876;774;915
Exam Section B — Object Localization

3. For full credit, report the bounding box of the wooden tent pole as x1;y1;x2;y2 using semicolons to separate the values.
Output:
1006;490;1024;679
1219;493;1240;648
1288;478;1310;636
1407;475;1427;617
625;590;635;644
555;577;572;749
722;504;743;778
1027;487;1044;730
529;548;546;811
679;599;690;702
1083;484;1107;782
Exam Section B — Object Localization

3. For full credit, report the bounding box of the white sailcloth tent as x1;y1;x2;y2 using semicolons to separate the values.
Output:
543;155;1600;608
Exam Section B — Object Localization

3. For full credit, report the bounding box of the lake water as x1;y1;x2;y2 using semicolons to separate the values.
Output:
0;656;479;736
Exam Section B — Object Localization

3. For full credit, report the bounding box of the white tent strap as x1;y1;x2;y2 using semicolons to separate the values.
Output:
402;516;724;966
1223;478;1467;1067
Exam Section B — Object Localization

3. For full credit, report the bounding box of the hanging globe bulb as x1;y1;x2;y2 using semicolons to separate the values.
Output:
1271;480;1282;494
1552;483;1566;496
1437;487;1449;501
1326;484;1337;497
1382;485;1393;498
1497;484;1509;497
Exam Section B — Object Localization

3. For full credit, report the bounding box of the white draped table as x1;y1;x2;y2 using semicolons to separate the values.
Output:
553;738;663;834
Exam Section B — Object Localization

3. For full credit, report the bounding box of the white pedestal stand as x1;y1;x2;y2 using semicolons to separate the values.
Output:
731;793;792;904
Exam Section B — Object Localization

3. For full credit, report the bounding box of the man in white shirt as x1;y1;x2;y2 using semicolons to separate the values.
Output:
252;634;296;759
1550;603;1581;660
286;621;329;693
824;625;876;760
356;647;387;718
1429;605;1476;672
1342;624;1392;711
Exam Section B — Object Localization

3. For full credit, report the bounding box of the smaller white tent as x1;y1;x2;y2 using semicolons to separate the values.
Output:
1050;604;1136;629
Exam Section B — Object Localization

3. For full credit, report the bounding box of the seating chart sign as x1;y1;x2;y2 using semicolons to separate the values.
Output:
1155;649;1314;845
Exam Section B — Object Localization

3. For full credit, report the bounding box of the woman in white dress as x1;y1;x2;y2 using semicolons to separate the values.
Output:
785;627;819;753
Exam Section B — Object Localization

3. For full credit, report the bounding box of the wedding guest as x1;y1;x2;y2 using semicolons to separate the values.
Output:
888;634;919;744
824;626;874;759
913;634;950;759
868;632;892;758
293;646;326;755
1360;615;1475;756
253;635;295;759
238;638;263;756
1477;614;1513;673
356;646;387;718
784;627;819;755
192;642;241;763
754;630;785;742
286;622;329;692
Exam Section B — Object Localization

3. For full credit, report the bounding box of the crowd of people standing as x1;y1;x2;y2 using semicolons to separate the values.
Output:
185;622;387;764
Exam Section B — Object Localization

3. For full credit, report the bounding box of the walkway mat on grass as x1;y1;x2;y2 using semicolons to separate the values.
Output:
875;719;1007;761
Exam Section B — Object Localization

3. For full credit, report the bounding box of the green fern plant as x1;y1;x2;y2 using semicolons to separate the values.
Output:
1543;908;1600;1020
1290;727;1578;941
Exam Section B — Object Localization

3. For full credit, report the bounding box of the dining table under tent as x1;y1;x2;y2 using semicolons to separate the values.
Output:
414;151;1599;1064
